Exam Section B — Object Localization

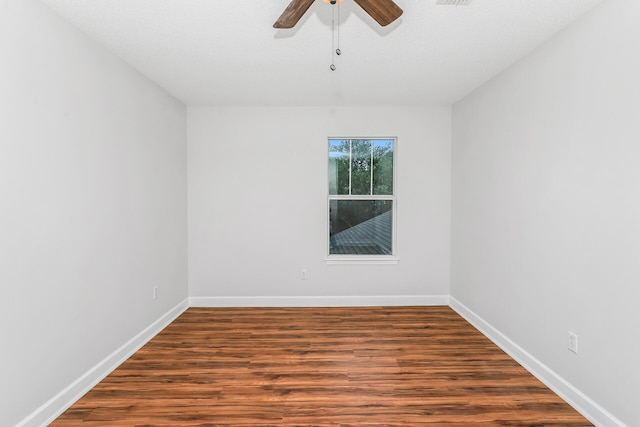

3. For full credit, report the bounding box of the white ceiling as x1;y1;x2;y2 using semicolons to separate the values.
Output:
38;0;603;106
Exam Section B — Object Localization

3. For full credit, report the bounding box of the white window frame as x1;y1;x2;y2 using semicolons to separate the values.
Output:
325;137;399;265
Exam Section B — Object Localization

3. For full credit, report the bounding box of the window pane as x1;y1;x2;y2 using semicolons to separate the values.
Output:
350;139;372;195
329;200;393;255
372;139;393;195
329;139;350;195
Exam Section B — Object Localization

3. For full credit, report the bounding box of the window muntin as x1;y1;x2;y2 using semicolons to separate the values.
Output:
328;138;395;257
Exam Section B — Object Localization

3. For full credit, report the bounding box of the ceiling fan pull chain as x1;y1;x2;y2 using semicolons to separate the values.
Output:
330;1;336;71
336;0;341;56
329;0;342;71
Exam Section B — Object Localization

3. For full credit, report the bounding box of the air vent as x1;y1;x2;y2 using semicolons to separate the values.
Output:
436;0;473;5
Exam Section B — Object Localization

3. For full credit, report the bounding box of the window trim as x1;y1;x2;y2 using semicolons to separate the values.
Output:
325;137;399;265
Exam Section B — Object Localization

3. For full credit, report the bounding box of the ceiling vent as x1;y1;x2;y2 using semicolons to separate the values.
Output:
436;0;473;5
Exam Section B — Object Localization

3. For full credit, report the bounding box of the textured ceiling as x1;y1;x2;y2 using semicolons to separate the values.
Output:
38;0;603;106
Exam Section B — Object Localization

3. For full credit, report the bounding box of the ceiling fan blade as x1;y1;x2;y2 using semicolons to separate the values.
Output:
353;0;403;26
273;0;316;29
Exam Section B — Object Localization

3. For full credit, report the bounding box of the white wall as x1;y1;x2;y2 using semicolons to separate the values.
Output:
451;0;640;425
188;106;450;303
0;1;187;425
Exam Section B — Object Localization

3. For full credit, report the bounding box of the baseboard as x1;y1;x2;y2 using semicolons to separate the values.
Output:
189;294;449;307
18;299;189;427
449;297;626;427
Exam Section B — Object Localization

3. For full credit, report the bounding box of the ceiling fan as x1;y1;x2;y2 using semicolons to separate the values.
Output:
273;0;403;29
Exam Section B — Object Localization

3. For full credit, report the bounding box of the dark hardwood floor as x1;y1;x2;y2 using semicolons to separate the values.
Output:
51;306;592;426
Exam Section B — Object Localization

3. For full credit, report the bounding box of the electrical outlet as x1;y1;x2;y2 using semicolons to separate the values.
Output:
300;269;307;280
568;332;578;354
153;286;158;300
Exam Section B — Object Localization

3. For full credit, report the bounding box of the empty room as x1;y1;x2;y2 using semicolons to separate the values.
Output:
1;0;638;426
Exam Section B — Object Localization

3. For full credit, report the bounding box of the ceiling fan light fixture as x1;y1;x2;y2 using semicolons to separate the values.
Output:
323;0;343;3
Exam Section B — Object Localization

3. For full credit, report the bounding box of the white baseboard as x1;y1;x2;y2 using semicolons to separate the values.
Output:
189;294;449;307
18;299;189;427
449;297;626;427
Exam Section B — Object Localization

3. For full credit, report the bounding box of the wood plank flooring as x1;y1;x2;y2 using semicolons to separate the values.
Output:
51;306;592;426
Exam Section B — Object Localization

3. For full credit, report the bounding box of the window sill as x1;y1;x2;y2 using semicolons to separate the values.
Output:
325;256;400;265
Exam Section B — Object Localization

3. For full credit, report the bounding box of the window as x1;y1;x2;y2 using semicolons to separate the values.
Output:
328;138;396;262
